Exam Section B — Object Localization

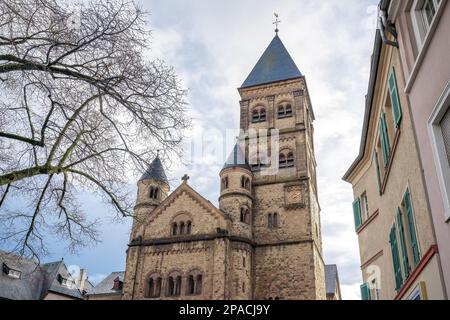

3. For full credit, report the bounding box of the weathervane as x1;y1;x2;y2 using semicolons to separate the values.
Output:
273;12;281;34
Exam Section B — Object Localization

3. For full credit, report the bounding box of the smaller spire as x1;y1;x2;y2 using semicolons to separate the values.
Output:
222;143;250;170
139;154;168;183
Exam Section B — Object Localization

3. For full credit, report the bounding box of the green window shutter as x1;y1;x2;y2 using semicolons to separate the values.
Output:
352;198;362;230
396;208;410;278
389;68;403;127
404;189;420;266
360;283;371;300
379;113;391;168
389;225;403;291
374;150;382;194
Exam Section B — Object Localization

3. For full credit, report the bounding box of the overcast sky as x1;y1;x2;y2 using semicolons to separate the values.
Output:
13;0;380;300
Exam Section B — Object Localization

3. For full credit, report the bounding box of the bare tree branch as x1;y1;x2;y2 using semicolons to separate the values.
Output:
0;0;189;259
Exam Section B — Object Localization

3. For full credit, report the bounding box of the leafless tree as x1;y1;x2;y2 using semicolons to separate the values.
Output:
0;0;189;260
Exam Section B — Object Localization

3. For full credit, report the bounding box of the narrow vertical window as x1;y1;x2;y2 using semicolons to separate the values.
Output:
187;275;195;295
186;221;192;235
195;275;203;295
268;214;273;228
179;221;185;235
273;213;279;228
175;276;182;296
167;277;175;297
172;222;178;236
155;277;162;297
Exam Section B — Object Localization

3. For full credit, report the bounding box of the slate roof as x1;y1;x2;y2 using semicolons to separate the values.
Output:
325;264;339;295
88;271;124;296
0;250;84;300
139;155;168;183
222;144;250;170
241;34;302;88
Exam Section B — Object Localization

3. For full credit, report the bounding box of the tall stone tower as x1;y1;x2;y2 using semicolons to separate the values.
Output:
237;34;325;300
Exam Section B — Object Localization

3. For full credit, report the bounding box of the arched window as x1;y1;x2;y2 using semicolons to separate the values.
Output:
240;207;250;224
241;176;246;188
279;154;286;168
195;275;203;295
175;276;182;296
260;108;266;121
285;104;293;116
278;105;285;118
172;222;178;236
167;276;175;297
245;178;251;190
273;213;280;228
155;277;162;297
187;275;195;295
287;152;294;167
150;186;159;199
268;214;273;228
179;221;185;235
186;221;192;235
252;109;260;122
148;278;154;297
251;107;267;123
278;103;293;119
279;151;294;168
222;177;229;190
146;275;162;298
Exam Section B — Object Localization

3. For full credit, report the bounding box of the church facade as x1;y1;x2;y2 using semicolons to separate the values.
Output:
122;34;340;300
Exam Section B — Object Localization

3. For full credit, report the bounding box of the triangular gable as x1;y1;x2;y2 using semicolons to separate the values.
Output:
144;182;226;226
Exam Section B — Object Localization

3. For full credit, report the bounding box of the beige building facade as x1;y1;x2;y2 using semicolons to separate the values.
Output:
343;0;447;300
121;34;340;300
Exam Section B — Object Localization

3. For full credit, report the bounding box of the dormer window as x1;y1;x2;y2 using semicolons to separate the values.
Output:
112;277;123;290
2;263;21;279
150;186;159;200
57;274;72;287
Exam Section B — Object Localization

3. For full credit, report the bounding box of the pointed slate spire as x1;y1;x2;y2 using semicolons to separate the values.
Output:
222;144;250;170
139;155;168;183
241;34;302;88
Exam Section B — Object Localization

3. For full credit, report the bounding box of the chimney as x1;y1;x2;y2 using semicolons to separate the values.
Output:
78;269;87;292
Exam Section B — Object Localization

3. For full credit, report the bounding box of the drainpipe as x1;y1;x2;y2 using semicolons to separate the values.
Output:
378;9;399;48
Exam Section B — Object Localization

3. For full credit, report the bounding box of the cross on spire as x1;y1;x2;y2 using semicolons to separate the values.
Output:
181;174;190;183
273;12;281;34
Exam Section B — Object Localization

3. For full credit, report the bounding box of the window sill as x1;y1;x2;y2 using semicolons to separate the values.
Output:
380;128;401;195
251;120;266;124
356;210;380;235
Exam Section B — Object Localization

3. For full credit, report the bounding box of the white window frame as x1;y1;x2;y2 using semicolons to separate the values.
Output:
405;0;446;92
407;281;428;300
428;80;450;222
360;192;369;221
410;0;443;46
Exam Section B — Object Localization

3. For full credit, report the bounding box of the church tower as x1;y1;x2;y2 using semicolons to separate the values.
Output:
122;30;335;301
238;33;325;300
